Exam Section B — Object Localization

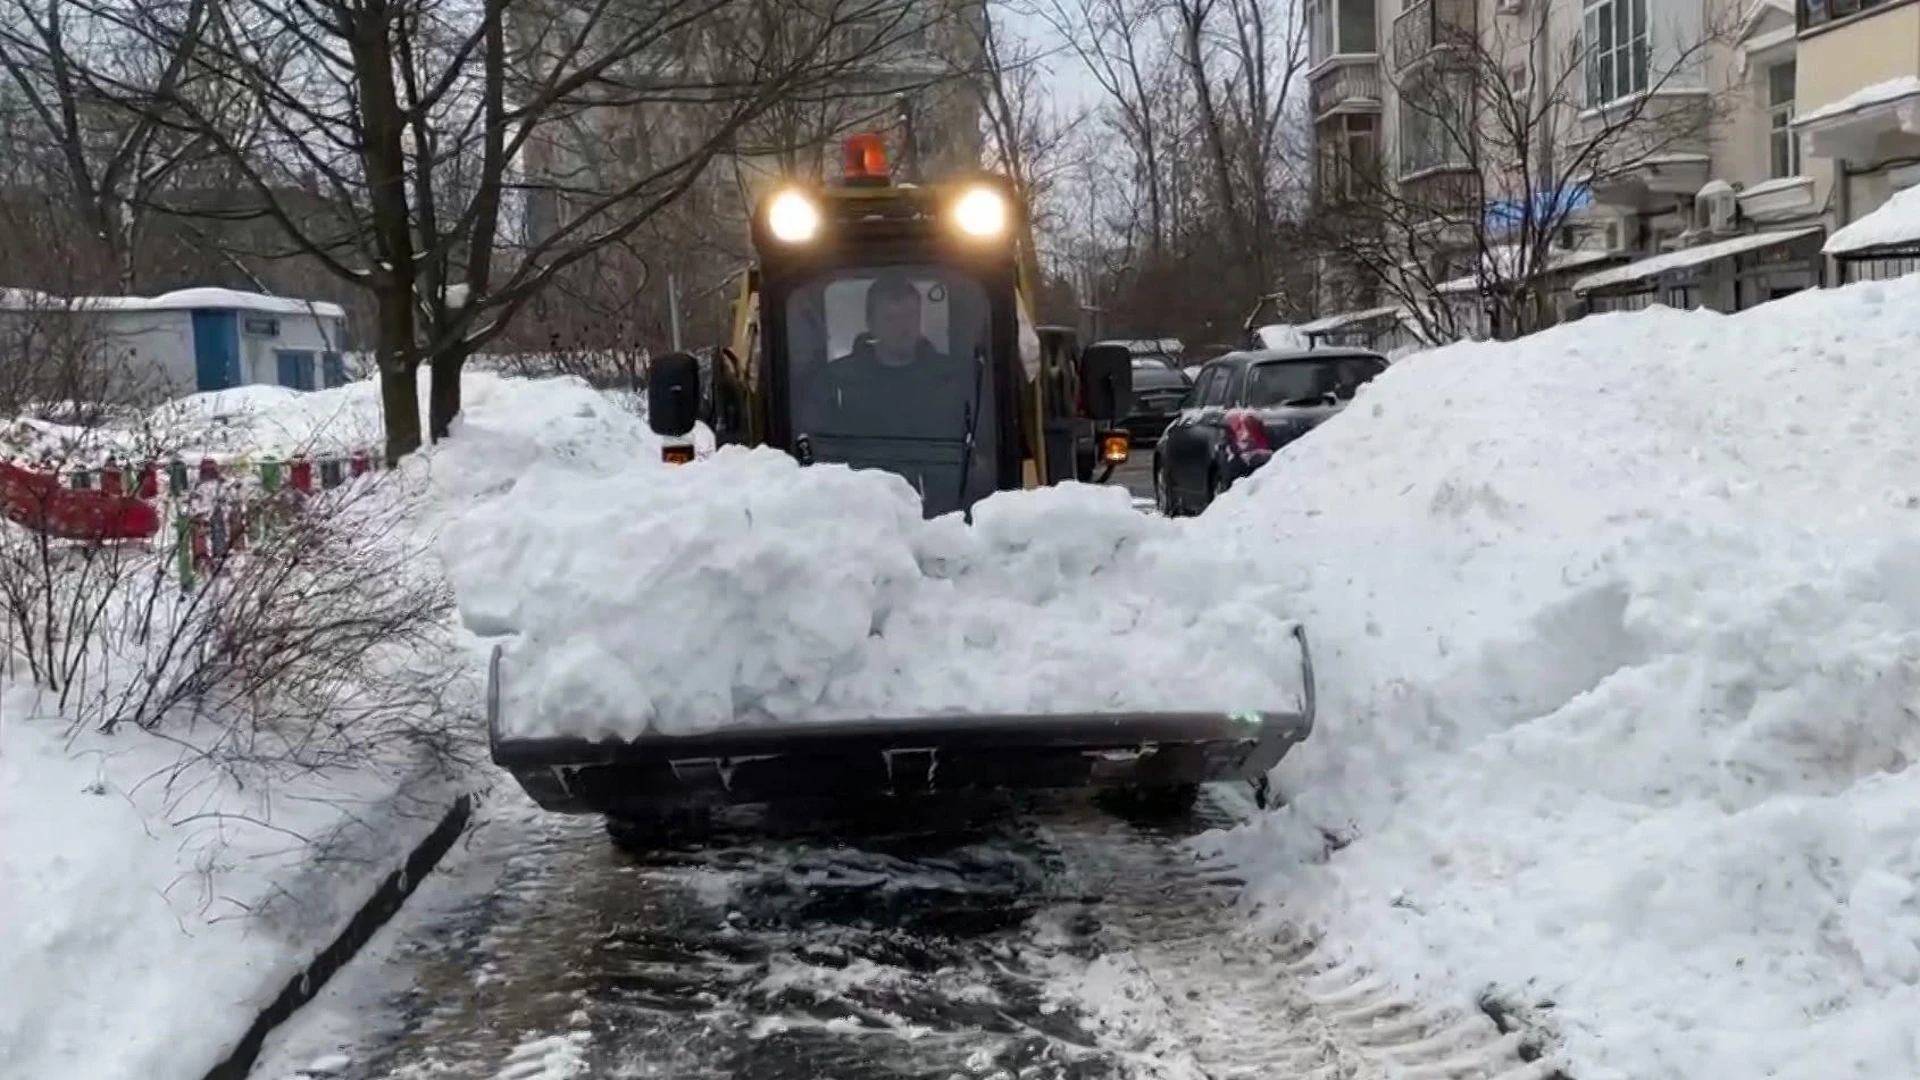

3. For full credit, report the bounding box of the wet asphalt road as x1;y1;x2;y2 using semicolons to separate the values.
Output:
255;790;1251;1080
1109;454;1156;509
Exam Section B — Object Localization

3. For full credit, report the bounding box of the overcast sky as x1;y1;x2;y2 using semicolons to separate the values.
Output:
995;2;1107;115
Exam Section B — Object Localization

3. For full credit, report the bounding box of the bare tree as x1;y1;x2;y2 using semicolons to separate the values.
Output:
1035;0;1179;264
54;0;954;463
1170;0;1311;295
965;10;1085;230
1315;2;1736;344
0;0;258;291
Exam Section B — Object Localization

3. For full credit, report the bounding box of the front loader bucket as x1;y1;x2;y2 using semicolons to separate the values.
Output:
487;626;1315;818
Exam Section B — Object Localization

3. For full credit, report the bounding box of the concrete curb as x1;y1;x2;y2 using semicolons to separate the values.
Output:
200;792;474;1080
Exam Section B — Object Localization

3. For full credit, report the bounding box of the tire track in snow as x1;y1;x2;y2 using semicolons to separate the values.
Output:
258;789;1569;1080
1034;792;1570;1080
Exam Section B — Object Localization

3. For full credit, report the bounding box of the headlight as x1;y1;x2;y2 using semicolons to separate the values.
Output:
767;189;819;243
952;186;1008;238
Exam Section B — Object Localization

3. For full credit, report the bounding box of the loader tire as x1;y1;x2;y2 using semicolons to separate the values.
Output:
605;807;711;855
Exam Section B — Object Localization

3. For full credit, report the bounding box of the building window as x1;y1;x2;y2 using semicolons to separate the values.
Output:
1309;0;1378;64
1799;0;1898;31
1340;0;1377;53
1767;60;1799;178
1319;113;1380;200
322;352;347;388
1583;0;1647;106
276;349;317;390
1398;70;1473;176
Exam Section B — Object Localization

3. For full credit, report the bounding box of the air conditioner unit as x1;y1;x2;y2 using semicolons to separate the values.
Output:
1695;180;1739;235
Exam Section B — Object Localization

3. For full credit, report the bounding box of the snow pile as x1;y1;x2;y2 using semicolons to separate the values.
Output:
1828;183;1920;254
441;451;1304;737
0;686;461;1080
1196;276;1920;1080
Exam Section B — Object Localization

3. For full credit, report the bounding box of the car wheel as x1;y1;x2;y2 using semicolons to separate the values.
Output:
1155;459;1181;517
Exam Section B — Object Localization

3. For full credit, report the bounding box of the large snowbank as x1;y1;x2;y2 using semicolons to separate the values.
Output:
1195;276;1920;1080
441;449;1305;737
0;687;462;1080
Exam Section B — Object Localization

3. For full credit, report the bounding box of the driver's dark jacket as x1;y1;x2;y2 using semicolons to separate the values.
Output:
796;336;984;440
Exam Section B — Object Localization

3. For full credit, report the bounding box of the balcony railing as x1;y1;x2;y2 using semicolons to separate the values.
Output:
1309;55;1384;119
1391;0;1478;70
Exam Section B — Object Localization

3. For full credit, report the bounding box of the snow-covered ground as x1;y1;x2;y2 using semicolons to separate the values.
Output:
0;688;463;1080
0;369;661;1080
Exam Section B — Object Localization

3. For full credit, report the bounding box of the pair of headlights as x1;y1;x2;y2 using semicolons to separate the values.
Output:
765;185;1009;244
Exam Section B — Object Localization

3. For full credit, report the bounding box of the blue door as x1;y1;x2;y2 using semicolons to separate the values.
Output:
190;311;241;391
321;352;346;388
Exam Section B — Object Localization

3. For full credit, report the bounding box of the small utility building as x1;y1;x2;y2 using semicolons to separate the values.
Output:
1;287;351;394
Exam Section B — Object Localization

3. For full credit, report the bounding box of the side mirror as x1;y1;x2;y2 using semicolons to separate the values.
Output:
646;351;701;438
1079;343;1133;422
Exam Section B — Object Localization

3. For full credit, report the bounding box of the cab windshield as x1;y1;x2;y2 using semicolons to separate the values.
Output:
784;264;996;517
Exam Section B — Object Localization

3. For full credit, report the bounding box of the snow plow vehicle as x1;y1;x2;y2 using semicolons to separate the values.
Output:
488;134;1316;847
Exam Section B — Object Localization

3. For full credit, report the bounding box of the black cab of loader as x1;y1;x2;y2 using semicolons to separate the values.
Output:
644;133;1135;518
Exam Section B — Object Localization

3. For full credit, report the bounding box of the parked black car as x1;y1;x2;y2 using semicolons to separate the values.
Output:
1119;354;1193;444
1152;348;1388;516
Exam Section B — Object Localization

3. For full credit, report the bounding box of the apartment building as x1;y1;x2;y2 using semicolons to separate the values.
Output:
1307;0;1841;335
1790;0;1920;280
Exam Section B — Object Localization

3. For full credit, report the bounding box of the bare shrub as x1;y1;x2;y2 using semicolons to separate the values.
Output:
3;443;478;797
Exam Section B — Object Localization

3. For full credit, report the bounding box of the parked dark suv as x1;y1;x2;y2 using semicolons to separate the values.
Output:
1118;353;1193;445
1152;347;1388;516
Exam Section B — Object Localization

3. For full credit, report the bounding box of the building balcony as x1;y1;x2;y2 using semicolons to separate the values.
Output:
1310;55;1384;121
1394;163;1480;215
1391;0;1477;71
1577;91;1716;209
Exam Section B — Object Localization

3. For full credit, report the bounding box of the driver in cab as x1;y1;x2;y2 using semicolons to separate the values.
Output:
806;272;978;438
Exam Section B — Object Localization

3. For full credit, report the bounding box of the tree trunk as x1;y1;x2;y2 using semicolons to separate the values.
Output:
376;290;422;464
428;348;467;442
381;360;423;465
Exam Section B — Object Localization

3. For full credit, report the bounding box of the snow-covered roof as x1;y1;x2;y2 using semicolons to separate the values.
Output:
1793;76;1920;129
1571;228;1824;294
1435;246;1618;295
1253;324;1310;351
0;287;346;319
1095;338;1184;355
1826;185;1920;255
1299;306;1401;334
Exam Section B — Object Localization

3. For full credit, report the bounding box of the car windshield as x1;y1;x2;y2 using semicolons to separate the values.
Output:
1243;357;1386;407
783;263;996;518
